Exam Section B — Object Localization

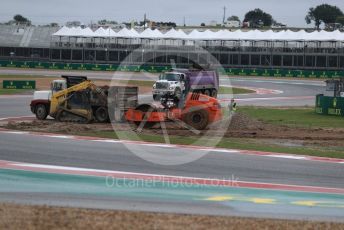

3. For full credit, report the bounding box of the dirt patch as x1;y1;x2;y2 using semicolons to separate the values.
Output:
6;120;113;134
142;113;344;145
225;113;344;141
4;112;344;149
0;203;342;230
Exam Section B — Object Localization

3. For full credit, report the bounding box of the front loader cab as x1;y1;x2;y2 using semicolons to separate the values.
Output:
61;75;88;88
51;80;67;95
51;76;88;95
55;89;93;123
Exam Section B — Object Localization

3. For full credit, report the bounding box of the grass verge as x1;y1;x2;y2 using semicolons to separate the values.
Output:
220;86;254;94
75;130;344;159
239;106;344;129
116;80;153;87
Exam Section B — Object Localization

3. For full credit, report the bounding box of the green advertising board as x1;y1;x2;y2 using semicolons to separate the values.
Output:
2;80;36;89
0;60;343;78
315;95;344;117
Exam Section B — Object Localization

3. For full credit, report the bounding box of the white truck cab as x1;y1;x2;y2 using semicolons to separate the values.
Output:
30;79;68;120
152;72;185;100
32;90;51;101
32;79;67;102
51;80;67;94
31;76;88;120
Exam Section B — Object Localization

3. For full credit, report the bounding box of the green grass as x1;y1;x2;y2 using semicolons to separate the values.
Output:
240;106;344;129
0;88;28;95
117;80;154;87
75;130;344;159
219;87;254;95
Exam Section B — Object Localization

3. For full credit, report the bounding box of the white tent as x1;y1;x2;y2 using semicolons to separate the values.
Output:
106;28;117;37
94;27;107;37
139;28;163;39
163;28;179;39
80;27;95;37
187;29;205;40
68;26;83;37
116;28;139;38
333;30;344;41
53;26;72;36
53;26;93;37
215;30;240;40
202;29;218;40
94;27;117;37
52;26;344;41
315;30;337;41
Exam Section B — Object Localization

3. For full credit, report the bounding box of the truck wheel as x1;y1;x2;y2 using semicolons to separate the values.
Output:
153;94;160;101
211;89;217;98
95;107;109;123
35;104;48;120
204;89;211;96
175;88;182;100
182;109;209;130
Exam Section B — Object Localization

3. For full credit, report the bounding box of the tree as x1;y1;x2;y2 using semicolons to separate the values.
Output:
305;4;343;29
156;21;176;28
337;16;344;26
200;23;205;26
227;15;240;22
244;9;273;27
13;14;31;25
98;19;118;25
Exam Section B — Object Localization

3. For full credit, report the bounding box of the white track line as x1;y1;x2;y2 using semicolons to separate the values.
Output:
234;96;314;102
0;115;35;121
268;155;307;160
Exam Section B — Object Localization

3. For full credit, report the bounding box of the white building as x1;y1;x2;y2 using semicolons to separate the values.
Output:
224;20;240;28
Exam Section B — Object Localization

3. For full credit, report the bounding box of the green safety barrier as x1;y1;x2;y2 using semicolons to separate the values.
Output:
224;68;344;78
0;60;343;78
315;94;344;117
2;80;36;89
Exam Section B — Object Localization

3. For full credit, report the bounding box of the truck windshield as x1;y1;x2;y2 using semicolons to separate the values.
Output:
159;73;179;81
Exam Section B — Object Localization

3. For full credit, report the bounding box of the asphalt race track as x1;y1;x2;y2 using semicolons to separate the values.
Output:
1;69;343;222
0;131;343;221
229;78;324;106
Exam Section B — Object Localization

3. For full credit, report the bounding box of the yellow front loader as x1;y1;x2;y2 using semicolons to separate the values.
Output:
49;76;108;123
